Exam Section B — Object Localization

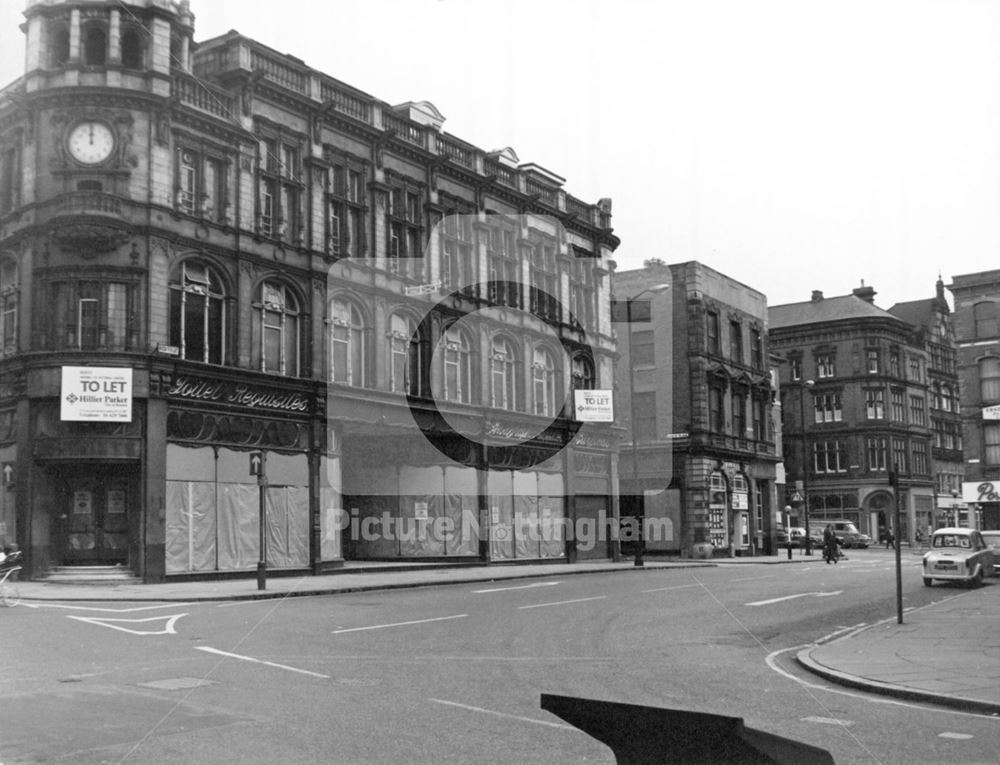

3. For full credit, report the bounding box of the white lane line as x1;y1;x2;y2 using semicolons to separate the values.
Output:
67;613;187;636
938;732;974;740
473;581;562;593
746;591;842;607
428;698;575;730
801;716;855;726
23;602;193;612
331;614;467;634
641;583;703;593
518;596;606;610
195;646;329;678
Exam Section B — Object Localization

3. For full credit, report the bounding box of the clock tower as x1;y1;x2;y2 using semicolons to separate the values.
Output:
0;1;199;580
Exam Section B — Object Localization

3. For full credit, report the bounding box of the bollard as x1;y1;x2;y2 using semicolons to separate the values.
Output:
787;543;792;560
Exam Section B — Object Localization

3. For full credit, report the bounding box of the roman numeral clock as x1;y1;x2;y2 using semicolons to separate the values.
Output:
66;120;116;165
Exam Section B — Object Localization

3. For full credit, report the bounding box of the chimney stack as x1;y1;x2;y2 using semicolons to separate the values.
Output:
852;281;876;303
811;290;823;302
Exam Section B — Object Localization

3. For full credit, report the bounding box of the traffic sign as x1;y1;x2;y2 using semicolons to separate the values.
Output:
790;491;803;503
249;452;263;476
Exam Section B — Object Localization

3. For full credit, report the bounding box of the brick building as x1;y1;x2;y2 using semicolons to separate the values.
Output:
769;285;939;544
0;0;620;580
614;261;779;557
949;269;1000;530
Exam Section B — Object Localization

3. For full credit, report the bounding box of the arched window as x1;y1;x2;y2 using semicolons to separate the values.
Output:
491;336;519;410
170;34;184;71
253;281;299;376
940;384;953;412
330;298;365;386
388;313;425;395
571;354;595;391
532;346;557;417
83;24;107;66
168;260;225;364
121;27;144;69
50;26;70;68
0;258;18;355
443;325;472;403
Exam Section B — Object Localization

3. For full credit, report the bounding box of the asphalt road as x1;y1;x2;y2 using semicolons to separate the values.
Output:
1;548;996;764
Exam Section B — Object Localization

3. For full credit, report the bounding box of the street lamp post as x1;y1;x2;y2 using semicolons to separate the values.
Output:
624;284;671;567
798;379;815;555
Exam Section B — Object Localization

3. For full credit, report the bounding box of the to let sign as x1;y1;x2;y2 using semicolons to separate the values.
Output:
60;367;132;422
574;390;614;422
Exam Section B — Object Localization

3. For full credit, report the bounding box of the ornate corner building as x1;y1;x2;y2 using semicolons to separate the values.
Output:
0;0;620;581
769;282;962;544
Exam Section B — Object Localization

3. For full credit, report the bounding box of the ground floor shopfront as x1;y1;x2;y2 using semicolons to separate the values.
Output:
5;363;620;581
790;480;936;545
621;441;779;558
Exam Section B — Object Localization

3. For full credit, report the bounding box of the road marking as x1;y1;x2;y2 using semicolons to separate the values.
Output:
428;698;575;730
518;596;606;610
801;716;855;726
473;581;562;593
641;584;702;593
23;602;193;612
746;591;842;607
67;613;187;636
729;574;776;582
765;646;1000;720
938;732;973;740
331;614;467;634
195;646;329;678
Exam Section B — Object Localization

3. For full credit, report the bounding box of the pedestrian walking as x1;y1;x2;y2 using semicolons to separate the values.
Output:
822;524;838;564
884;530;895;550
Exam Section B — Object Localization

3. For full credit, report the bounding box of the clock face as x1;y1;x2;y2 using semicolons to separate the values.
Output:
67;121;115;165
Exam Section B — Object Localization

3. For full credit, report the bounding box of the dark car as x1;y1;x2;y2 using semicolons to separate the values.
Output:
981;530;1000;575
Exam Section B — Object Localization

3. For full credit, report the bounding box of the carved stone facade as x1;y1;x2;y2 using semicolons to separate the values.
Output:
0;0;620;580
770;283;952;545
614;262;779;558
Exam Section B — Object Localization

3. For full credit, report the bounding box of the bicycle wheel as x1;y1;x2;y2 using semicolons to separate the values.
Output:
0;582;19;607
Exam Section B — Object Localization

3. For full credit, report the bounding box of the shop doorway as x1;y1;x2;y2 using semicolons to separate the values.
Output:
55;465;136;565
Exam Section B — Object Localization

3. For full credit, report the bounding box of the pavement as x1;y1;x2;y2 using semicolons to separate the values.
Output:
6;550;999;716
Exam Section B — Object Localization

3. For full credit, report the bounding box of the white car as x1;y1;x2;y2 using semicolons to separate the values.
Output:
922;528;995;587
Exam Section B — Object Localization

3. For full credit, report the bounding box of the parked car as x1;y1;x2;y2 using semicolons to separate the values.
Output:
922;528;996;587
980;530;1000;575
788;527;806;546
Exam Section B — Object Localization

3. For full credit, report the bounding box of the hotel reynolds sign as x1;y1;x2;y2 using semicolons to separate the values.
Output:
167;376;310;415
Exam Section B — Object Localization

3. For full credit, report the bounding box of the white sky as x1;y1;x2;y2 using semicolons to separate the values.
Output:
1;0;997;309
